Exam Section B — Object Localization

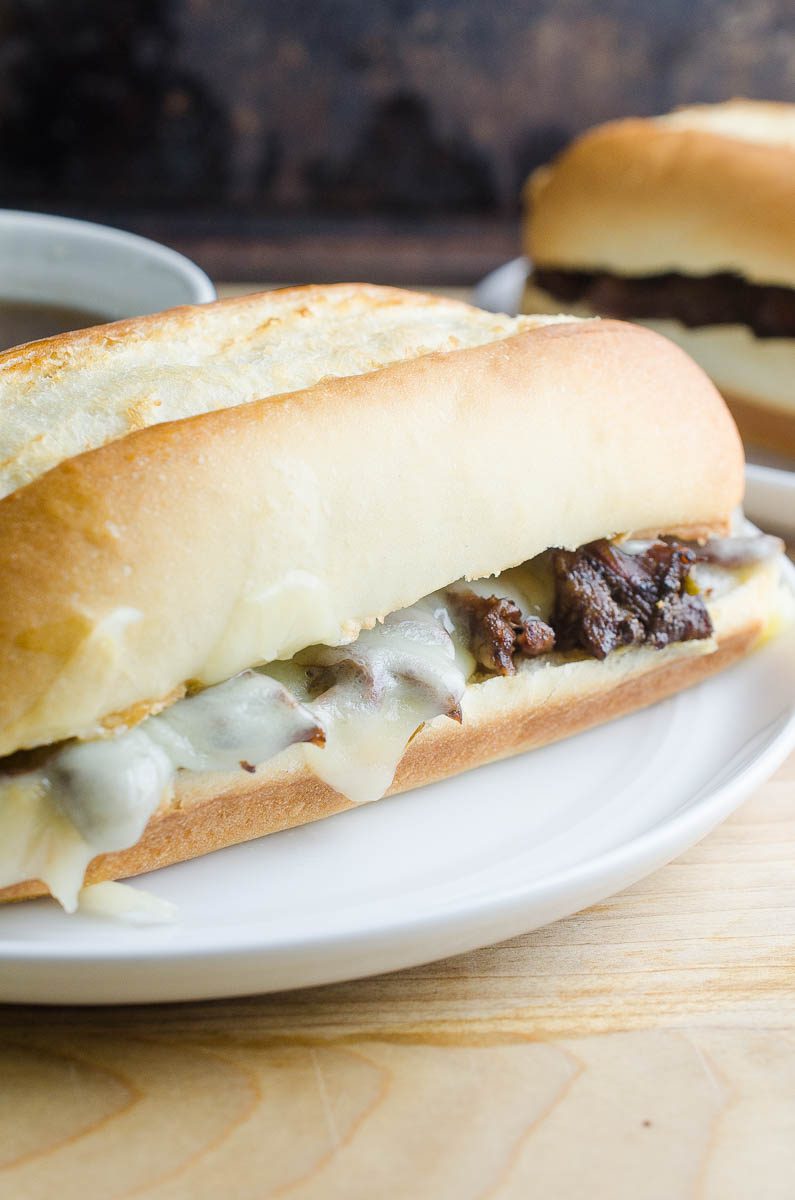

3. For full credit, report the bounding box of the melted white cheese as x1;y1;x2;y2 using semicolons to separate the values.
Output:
287;602;468;804
0;549;761;912
689;562;738;601
0;672;321;910
0;779;96;911
0;603;470;909
77;880;178;924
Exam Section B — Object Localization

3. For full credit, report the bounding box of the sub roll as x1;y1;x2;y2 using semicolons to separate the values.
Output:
522;100;795;455
0;284;785;908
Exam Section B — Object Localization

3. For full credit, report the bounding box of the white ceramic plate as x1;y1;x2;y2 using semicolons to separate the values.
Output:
474;257;795;539
745;458;795;541
2;561;794;1006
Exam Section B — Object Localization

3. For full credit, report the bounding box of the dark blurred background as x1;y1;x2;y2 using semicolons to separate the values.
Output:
0;0;793;283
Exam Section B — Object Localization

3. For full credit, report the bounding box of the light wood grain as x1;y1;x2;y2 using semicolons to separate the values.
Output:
1;753;793;1199
0;284;792;1199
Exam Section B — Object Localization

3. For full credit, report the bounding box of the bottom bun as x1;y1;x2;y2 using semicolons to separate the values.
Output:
522;281;795;456
1;562;780;903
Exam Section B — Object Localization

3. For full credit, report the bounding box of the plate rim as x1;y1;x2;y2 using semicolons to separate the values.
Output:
4;702;793;971
746;460;795;489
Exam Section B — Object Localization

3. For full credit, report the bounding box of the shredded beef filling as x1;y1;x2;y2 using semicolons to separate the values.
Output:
448;537;721;674
533;268;795;340
448;591;555;675
551;539;713;661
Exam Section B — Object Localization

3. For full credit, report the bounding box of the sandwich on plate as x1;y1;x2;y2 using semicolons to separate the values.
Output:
522;99;795;455
0;284;786;909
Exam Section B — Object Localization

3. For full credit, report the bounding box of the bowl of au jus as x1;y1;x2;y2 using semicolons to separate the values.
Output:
0;210;215;351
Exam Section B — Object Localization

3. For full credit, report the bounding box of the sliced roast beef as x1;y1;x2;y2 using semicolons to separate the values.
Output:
551;539;713;660
448;591;555;675
533;268;795;340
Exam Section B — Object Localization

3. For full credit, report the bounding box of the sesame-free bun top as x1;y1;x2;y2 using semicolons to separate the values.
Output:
0;285;742;755
0;284;544;499
525;100;795;287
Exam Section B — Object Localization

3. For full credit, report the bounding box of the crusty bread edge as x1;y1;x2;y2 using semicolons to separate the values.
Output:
0;282;479;378
1;571;776;904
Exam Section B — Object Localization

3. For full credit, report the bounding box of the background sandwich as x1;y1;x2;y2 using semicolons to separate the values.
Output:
522;99;795;456
0;284;785;908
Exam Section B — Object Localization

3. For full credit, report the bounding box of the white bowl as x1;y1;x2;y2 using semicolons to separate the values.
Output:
0;209;215;319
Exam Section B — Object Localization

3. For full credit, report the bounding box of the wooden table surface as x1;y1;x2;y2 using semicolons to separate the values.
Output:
1;285;793;1200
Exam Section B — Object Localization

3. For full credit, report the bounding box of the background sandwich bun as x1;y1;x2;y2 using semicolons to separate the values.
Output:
523;100;795;453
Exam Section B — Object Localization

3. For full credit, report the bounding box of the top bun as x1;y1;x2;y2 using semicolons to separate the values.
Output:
525;99;795;287
0;286;742;755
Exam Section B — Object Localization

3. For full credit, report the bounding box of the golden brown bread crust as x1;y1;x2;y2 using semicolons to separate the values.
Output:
0;283;544;499
0;314;743;757
524;108;795;286
0;619;763;904
521;280;795;455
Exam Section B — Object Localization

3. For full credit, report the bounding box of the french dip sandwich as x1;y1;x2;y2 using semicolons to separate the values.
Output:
522;99;795;455
0;284;785;909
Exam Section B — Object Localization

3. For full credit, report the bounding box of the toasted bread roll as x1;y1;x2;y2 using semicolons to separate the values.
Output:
0;289;741;756
1;284;783;910
525;101;795;286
